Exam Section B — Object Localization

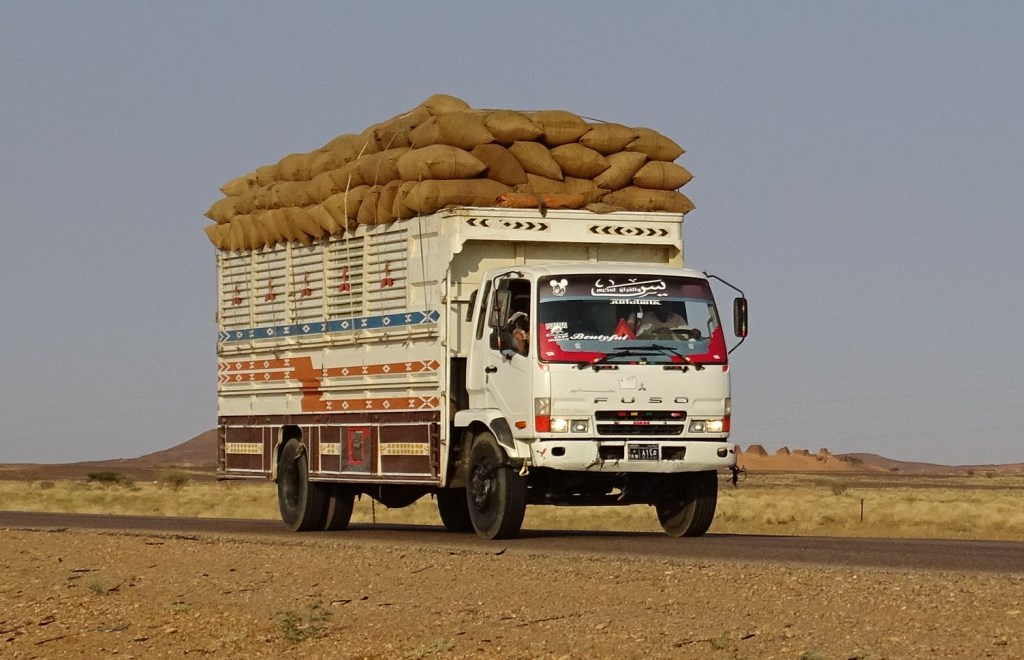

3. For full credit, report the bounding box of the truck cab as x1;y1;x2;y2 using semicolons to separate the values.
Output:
455;263;746;538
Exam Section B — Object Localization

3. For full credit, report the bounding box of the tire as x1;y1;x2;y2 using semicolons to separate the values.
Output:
323;485;355;531
655;471;719;537
277;439;330;532
467;431;527;540
436;488;473;532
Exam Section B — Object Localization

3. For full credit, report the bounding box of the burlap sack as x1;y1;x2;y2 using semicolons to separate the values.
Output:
562;177;607;204
397;145;487;180
357;185;383;226
306;149;336;179
420;93;471;116
252;165;277;187
226;220;246;251
594;151;647;191
355;147;408;186
321;134;365;165
515;174;568;194
393;181;419;220
328;161;368;190
432;111;495;150
269;181;311;209
585;202;627;214
274;152;314;181
580;123;637;155
549;143;610;179
471;144;528;185
602;187;695;214
625;127;685;161
323;185;369;224
285;207;325;242
408;116;441;148
405;179;511;215
203;223;226;249
307;203;344;235
220;175;251;197
375;180;402;225
205;196;237;224
373;106;431;150
633;161;693;190
508;141;563;180
484;110;543;144
529;110;590;146
256;212;283;247
496;192;586;210
233;214;263;250
307;171;340;204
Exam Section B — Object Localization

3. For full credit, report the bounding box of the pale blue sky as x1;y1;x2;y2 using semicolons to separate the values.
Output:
1;2;1021;465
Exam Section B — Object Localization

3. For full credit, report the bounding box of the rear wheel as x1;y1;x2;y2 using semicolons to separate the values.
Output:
655;471;718;537
323;485;355;531
467;431;527;540
277;439;329;532
436;488;473;532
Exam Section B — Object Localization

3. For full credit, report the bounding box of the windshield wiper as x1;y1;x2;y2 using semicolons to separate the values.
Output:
647;344;704;370
576;347;664;370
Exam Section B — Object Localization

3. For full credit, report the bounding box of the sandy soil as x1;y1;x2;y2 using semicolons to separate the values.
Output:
2;528;1022;659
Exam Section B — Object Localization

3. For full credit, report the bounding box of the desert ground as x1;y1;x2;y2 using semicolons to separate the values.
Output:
2;432;1023;658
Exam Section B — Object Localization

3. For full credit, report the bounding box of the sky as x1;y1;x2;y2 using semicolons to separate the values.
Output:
1;2;1022;466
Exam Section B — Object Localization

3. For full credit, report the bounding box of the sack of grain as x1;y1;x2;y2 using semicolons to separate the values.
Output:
269;181;312;209
307;203;344;235
602;187;695;214
471;144;528;185
484;110;543;144
285;207;324;241
357;185;383;226
393;180;419;220
562;177;607;204
420;93;471;116
434;111;495;150
252;165;277;187
397;145;487;180
355;147;409;186
328;161;368;190
529;110;590;146
508;141;563;180
632;161;693;190
580;123;637;155
585;202;627;214
549;143;610;179
516;173;568;195
625;127;685;161
322;134;365;164
323;185;370;224
205;196;238;224
274;152;314;181
203;222;229;249
306;149;336;179
256;212;282;246
220;175;251;197
375;180;401;225
307;171;340;204
405;179;511;215
594;151;648;191
496;192;586;210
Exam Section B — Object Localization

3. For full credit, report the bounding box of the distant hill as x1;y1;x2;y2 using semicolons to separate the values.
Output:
0;429;219;481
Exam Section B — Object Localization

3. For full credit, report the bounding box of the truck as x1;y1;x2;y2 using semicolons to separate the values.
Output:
216;206;747;539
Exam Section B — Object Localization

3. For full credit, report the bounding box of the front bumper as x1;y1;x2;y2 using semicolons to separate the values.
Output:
527;438;737;473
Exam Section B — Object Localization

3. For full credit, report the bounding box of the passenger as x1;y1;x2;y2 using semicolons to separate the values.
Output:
635;305;686;338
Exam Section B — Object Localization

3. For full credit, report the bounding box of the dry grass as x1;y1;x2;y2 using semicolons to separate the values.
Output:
3;472;1023;541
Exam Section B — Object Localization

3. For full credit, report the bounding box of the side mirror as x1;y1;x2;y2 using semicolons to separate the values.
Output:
733;297;748;338
489;290;510;329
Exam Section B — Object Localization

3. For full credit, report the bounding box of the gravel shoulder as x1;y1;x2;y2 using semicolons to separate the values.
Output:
2;528;1023;658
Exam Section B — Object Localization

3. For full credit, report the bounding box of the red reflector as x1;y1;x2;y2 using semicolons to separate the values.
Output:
722;416;731;433
535;416;550;433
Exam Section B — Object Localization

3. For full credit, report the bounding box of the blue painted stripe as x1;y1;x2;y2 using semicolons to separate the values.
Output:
218;310;440;343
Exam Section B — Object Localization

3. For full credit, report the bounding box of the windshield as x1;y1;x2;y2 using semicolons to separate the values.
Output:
536;274;727;365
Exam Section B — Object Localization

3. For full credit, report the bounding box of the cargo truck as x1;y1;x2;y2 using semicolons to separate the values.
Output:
216;207;747;539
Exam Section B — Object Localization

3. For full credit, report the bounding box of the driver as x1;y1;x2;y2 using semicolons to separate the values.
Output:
508;311;529;355
635;304;686;338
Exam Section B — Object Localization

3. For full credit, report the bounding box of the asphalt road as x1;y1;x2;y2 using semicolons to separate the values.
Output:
2;510;1022;573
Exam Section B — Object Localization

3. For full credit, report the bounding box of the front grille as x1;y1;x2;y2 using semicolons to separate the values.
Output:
595;410;686;436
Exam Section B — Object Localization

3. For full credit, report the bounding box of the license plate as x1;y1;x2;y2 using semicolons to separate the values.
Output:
628;443;659;461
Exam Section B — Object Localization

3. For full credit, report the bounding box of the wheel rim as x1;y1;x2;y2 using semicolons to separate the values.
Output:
469;459;495;512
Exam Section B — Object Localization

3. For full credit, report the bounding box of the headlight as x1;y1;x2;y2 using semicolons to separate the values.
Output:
550;418;589;433
688;418;726;433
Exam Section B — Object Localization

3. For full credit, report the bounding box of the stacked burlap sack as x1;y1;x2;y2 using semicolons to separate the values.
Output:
204;94;694;251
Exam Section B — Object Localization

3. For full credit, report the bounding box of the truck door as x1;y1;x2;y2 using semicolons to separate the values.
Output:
479;277;534;432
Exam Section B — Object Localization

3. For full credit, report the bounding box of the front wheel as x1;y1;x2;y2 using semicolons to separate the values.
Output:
467;432;527;540
655;471;719;537
277;439;330;532
436;488;473;532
